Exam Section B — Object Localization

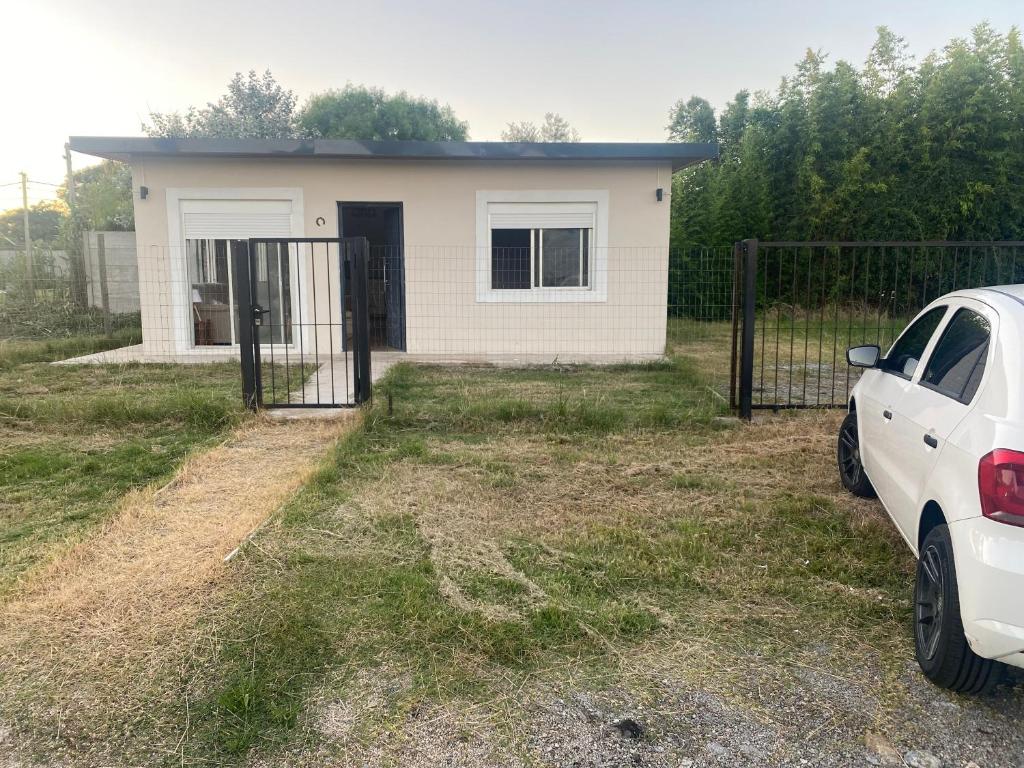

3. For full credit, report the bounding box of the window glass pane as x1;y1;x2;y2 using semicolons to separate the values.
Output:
188;238;232;345
541;228;582;287
254;243;293;344
491;229;531;289
533;229;541;287
885;306;946;378
922;309;990;402
581;229;589;287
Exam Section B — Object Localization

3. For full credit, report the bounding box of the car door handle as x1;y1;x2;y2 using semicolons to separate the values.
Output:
882;409;893;420
923;434;938;449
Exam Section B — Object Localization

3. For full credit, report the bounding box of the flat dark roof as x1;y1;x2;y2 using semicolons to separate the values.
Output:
68;136;717;171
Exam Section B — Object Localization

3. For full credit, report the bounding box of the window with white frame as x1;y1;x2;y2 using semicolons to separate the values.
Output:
488;202;596;291
177;197;297;347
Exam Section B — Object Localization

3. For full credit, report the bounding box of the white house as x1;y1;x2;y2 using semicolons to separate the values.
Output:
69;137;716;361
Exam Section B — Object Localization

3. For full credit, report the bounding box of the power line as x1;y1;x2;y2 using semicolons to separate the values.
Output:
0;179;65;189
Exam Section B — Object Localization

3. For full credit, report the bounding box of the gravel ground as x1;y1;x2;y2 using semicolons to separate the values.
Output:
523;666;1024;768
243;657;1024;768
4;638;1023;764
6;644;1019;767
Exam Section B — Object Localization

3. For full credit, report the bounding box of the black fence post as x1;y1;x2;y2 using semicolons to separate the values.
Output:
729;241;742;411
350;236;373;405
739;239;758;420
233;240;261;411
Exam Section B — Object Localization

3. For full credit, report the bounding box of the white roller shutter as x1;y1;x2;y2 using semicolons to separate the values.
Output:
181;199;293;239
488;202;596;230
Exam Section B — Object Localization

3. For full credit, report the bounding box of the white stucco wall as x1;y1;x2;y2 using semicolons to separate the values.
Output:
129;156;673;358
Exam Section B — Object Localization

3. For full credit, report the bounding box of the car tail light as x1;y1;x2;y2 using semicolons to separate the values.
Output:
978;449;1024;526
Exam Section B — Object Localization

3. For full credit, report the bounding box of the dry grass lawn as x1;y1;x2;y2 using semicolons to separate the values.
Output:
3;353;1022;768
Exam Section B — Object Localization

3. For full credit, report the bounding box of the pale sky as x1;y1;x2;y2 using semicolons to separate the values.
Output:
1;0;1020;209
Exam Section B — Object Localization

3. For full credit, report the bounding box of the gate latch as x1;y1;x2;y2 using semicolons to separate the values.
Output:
252;304;265;326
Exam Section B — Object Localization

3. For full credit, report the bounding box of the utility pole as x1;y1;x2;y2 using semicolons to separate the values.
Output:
64;143;87;307
64;144;77;206
20;172;33;296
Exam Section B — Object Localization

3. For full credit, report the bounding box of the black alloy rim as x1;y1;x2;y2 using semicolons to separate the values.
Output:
916;544;945;660
839;419;863;487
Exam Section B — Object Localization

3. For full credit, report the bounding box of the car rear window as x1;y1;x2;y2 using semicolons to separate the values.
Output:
921;309;991;403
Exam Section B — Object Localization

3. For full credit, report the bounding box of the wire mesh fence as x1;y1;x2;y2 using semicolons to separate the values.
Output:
0;241;142;363
1;242;739;415
7;238;1024;417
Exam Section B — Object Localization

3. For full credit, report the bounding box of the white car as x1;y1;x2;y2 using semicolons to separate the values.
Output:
839;285;1024;693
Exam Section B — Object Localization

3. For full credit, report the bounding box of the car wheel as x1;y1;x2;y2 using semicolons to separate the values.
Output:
915;525;1002;694
837;412;876;498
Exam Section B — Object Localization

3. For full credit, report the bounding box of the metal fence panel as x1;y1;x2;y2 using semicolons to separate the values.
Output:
736;240;1024;414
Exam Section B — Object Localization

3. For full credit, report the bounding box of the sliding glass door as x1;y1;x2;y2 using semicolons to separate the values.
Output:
186;239;293;347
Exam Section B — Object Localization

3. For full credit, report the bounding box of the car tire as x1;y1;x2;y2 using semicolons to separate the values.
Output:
915;525;1002;694
837;412;876;498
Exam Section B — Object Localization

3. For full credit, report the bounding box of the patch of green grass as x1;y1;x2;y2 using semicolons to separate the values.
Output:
375;357;727;436
0;354;247;594
0;361;243;428
0;329;142;369
188;507;641;758
456;569;530;603
668;472;735;492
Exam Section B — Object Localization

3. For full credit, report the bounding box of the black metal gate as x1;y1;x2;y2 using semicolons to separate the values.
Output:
733;240;1024;418
234;237;373;410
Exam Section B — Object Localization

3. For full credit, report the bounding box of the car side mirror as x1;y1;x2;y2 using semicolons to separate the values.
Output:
847;345;881;368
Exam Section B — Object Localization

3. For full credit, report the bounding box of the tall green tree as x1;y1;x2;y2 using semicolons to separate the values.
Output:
297;85;468;141
667;96;718;143
501;113;581;142
669;23;1024;246
145;70;297;139
0;201;67;246
60;161;134;231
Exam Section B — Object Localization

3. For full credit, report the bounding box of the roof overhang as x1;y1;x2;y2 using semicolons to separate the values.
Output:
68;137;718;172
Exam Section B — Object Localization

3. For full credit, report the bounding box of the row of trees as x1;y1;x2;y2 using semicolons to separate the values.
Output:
669;23;1024;245
146;74;470;142
15;21;1021;255
144;71;581;143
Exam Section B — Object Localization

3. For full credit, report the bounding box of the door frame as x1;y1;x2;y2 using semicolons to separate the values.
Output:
165;187;305;355
337;201;406;351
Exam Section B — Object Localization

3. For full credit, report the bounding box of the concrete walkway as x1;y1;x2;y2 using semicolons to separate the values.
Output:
56;344;238;365
267;354;397;419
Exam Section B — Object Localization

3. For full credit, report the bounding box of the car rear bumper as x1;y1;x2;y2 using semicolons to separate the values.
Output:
949;516;1024;669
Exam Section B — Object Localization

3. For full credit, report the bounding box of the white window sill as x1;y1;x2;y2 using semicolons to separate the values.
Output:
476;287;605;304
475;190;609;305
